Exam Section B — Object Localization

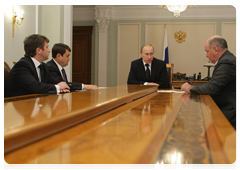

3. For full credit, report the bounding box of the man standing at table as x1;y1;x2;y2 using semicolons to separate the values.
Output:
6;34;70;97
46;43;98;90
181;35;236;129
127;44;168;89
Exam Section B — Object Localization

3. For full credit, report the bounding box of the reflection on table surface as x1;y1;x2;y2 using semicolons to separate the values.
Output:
4;86;236;164
4;85;155;132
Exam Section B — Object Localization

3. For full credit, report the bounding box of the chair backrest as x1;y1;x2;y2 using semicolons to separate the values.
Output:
4;62;11;71
4;62;11;97
166;63;174;89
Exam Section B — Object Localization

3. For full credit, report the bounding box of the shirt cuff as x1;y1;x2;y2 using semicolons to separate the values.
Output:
82;84;84;89
143;82;148;85
55;85;60;94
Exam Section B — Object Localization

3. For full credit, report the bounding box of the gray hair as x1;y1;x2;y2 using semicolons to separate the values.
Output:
209;36;228;50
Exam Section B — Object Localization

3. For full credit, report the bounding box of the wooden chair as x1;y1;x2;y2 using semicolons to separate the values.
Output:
166;63;174;89
4;62;11;97
4;62;11;71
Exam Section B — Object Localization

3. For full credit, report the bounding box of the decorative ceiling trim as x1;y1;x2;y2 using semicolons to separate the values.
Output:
73;5;236;21
73;7;95;21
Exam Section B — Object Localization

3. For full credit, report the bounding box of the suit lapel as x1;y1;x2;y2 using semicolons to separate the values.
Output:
51;59;66;82
150;58;156;80
139;58;146;80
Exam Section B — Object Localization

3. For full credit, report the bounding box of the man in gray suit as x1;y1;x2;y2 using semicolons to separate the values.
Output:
181;35;236;129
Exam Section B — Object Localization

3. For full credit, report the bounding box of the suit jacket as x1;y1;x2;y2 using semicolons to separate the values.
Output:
127;57;168;89
6;56;59;97
46;59;82;90
190;50;236;129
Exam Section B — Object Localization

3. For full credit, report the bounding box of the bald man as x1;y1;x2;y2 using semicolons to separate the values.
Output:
181;35;236;129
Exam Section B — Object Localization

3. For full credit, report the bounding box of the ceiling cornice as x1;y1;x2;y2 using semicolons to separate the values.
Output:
73;5;236;21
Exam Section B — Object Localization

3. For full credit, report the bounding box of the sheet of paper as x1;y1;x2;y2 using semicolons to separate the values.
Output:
98;87;108;89
174;91;187;93
157;90;186;94
74;87;108;91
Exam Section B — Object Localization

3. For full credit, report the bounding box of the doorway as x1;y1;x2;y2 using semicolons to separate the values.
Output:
72;26;93;84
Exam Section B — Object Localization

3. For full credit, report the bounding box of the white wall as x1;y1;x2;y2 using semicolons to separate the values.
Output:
4;5;37;68
4;5;73;80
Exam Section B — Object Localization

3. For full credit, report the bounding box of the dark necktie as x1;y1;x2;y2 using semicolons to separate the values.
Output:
145;63;150;81
38;64;44;82
61;68;68;82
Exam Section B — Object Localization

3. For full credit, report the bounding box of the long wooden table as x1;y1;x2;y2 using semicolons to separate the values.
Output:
173;80;208;89
4;85;236;164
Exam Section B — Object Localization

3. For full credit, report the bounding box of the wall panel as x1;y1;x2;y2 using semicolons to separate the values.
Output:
146;23;216;78
117;24;140;86
222;23;236;56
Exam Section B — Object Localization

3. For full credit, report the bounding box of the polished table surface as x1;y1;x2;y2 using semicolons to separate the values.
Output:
4;85;156;154
173;80;208;89
4;85;236;164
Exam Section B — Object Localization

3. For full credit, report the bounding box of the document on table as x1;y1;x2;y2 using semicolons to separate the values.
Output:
157;90;186;93
75;87;108;91
98;87;108;89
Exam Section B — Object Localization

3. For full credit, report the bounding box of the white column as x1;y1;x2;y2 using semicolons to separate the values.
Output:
35;5;38;34
63;5;72;81
95;6;112;87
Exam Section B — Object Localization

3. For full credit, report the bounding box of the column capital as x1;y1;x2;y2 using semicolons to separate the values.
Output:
95;5;113;33
95;19;109;33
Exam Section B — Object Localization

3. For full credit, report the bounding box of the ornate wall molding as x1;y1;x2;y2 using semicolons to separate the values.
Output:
95;6;113;33
73;5;236;21
95;19;109;33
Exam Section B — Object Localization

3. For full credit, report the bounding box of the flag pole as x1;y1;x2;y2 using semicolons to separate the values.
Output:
163;24;169;64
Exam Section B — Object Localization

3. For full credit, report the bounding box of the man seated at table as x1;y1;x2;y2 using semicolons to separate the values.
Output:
127;44;168;89
46;43;98;91
6;34;70;98
181;35;236;129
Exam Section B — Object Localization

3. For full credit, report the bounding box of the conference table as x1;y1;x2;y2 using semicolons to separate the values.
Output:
4;85;236;164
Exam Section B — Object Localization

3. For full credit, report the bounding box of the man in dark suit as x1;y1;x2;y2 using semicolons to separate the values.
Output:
46;43;98;91
181;35;236;129
127;44;168;89
6;34;70;97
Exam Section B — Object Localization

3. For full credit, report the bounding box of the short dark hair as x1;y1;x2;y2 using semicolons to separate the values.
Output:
140;44;155;53
24;34;49;57
209;37;228;50
52;43;71;58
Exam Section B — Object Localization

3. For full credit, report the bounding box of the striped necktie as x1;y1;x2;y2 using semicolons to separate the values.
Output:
61;68;68;82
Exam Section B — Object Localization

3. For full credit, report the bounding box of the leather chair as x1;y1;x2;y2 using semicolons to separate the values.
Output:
166;63;174;89
4;62;11;97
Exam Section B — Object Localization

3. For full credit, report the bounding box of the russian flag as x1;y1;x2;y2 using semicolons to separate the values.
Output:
163;28;169;64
